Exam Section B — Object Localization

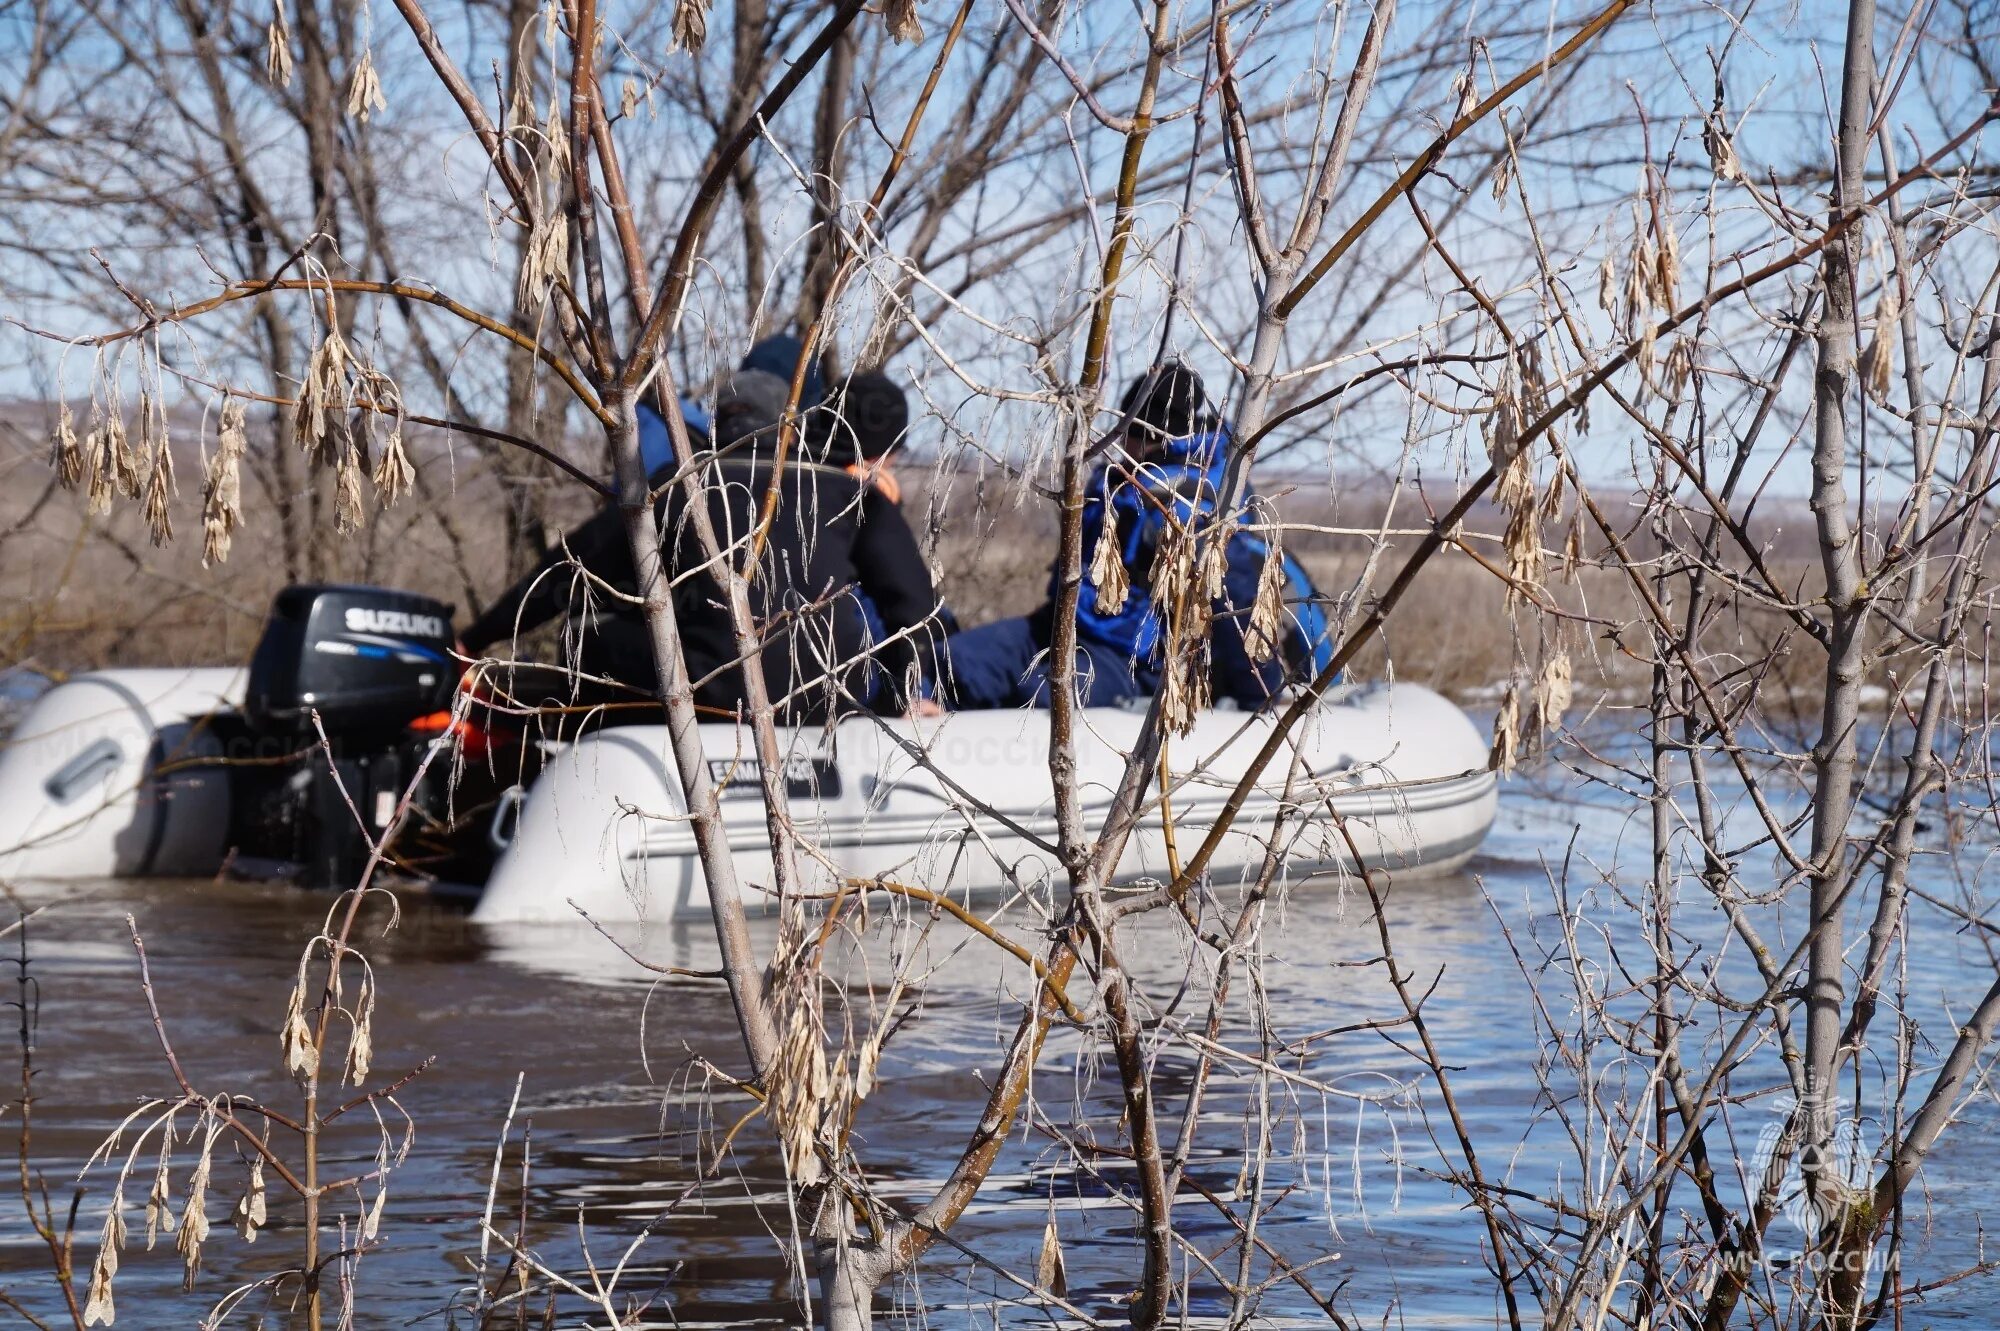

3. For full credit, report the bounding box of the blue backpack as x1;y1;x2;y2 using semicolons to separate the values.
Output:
1232;532;1337;680
1071;427;1335;683
1071;429;1229;662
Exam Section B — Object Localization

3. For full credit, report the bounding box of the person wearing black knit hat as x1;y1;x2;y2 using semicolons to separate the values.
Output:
815;370;912;501
810;370;952;710
460;351;947;722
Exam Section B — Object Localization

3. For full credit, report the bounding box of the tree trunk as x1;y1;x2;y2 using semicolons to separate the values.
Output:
499;0;550;573
604;395;779;1077
1802;0;1875;1233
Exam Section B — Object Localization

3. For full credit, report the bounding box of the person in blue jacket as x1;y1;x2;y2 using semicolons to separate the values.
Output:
941;363;1335;711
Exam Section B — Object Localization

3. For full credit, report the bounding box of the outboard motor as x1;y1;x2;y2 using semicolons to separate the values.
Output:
246;586;455;738
232;586;458;887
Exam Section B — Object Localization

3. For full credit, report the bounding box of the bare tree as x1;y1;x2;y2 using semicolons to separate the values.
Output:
9;0;2000;1328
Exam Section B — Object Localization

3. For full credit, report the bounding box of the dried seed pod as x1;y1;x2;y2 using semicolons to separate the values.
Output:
266;0;294;88
99;411;142;502
334;445;366;534
361;1184;387;1242
1540;453;1567;520
853;1033;880;1101
1491;393;1542;611
671;0;708;51
1562;512;1585;577
543;97;569;175
141;398;175;546
1450;67;1477;123
1704;117;1742;181
83;1204;125;1327
1623;233;1654;327
1036;1219;1068;1297
1662;337;1696;402
142;446;174;545
1861;291;1900;406
50;403;85;488
1633;321;1657;388
346;50;387;123
177;1143;212;1288
86;422;118;516
1652;216;1680;308
1087;509;1129;614
1152;521;1221;718
144;1144;174;1249
1157;640;1212;736
202;399;248;567
295;329;350;463
1517;338;1550;420
282;976;316;1081
885;0;924;43
1500;475;1542;610
620;78;640;120
372;423;415;507
1247;532;1288;664
1491;137;1515;206
517;212;570;308
346;977;375;1085
1489;680;1522;777
234;1158;267;1243
829;1048;851;1111
768;1003;829;1185
1198;528;1229;601
1150;526;1211;635
1528;647;1572;742
1484;380;1525;470
1597;250;1619;321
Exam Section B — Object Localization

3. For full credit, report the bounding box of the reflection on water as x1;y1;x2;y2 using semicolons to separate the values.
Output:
1;775;1995;1327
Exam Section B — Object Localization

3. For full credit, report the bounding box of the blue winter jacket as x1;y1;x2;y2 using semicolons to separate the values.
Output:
1056;427;1334;708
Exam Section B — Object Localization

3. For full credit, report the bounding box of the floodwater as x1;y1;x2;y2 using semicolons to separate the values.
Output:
2;769;1997;1328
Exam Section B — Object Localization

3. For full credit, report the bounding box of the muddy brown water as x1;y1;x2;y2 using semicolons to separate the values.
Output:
1;778;1996;1328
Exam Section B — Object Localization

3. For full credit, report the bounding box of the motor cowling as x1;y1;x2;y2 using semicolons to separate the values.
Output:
228;586;490;888
245;585;455;740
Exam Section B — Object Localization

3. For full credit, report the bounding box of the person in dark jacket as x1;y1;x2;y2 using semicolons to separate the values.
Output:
811;370;954;709
460;351;943;724
941;364;1334;711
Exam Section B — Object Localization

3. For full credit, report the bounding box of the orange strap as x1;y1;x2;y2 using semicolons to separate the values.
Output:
846;460;902;506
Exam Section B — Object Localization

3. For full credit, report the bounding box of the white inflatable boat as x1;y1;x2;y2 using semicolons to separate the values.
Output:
0;665;1495;922
0;667;248;879
474;682;1493;922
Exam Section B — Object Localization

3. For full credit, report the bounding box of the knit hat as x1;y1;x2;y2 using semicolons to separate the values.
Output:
839;372;909;460
811;371;910;464
739;333;825;407
711;369;792;446
1119;362;1206;443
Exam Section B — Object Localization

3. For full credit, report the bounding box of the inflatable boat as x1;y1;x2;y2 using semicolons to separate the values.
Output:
0;587;1497;921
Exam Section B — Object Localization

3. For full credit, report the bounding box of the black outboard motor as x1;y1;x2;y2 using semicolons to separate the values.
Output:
233;586;457;887
246;586;455;738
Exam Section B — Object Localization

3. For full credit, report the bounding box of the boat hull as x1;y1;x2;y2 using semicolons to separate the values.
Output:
0;669;1495;917
0;668;247;880
472;682;1496;924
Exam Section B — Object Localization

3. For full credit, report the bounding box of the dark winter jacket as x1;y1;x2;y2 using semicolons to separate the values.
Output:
460;455;944;722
